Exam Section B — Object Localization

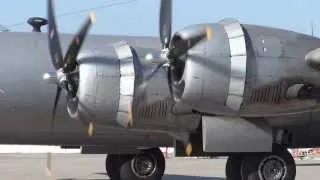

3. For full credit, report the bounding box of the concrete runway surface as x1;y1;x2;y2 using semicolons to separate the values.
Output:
0;154;318;180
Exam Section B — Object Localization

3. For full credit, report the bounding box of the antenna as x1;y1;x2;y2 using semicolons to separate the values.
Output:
27;17;48;32
311;20;314;37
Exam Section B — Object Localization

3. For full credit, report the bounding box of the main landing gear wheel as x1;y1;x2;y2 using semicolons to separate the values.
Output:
225;155;243;180
105;155;112;177
106;154;130;180
241;145;296;180
105;148;165;180
120;148;165;180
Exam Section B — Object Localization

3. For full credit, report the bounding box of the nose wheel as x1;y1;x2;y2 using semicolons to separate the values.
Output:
105;148;165;180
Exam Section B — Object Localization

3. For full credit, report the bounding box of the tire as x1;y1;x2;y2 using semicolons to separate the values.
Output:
150;148;166;177
241;155;263;180
241;145;296;180
106;154;132;180
105;155;112;178
120;148;165;180
225;155;243;180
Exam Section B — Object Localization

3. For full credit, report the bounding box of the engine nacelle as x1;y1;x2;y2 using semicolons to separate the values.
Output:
171;19;320;117
68;45;121;127
69;41;200;133
170;20;246;115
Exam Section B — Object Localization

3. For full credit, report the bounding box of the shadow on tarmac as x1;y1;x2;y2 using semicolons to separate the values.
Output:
59;174;225;180
164;175;225;180
58;179;107;180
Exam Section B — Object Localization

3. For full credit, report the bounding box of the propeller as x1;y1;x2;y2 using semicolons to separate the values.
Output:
159;0;212;62
135;0;213;103
136;0;212;156
46;0;96;134
140;0;212;97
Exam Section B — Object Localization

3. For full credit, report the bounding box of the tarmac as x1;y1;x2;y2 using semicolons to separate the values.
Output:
0;154;318;180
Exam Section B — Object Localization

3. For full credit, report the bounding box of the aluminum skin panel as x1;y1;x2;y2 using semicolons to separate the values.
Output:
202;116;272;153
76;47;120;127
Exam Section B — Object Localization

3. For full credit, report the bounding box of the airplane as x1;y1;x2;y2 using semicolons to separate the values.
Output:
2;0;320;179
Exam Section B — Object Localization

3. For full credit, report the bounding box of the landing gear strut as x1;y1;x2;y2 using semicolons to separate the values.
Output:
226;145;296;180
106;148;165;180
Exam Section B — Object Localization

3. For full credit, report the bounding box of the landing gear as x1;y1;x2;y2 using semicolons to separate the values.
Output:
105;148;165;180
225;155;243;180
105;154;125;180
225;145;296;180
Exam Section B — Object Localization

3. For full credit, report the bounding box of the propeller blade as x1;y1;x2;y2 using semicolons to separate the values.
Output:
185;142;193;156
167;66;174;98
52;86;62;128
63;12;96;73
144;62;166;82
48;0;64;70
169;27;212;59
159;0;172;49
133;63;166;108
87;122;94;137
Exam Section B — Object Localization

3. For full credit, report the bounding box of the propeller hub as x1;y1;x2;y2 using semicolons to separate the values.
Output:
43;69;67;85
43;72;57;84
160;49;170;61
56;69;67;85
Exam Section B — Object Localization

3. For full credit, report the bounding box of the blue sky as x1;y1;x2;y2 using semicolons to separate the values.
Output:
1;0;319;36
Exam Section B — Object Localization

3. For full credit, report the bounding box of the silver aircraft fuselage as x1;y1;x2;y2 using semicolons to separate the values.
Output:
2;21;320;149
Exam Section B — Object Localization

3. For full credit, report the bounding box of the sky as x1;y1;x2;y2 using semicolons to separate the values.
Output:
1;0;320;37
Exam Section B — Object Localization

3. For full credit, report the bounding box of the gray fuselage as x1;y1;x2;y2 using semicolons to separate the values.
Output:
1;22;320;149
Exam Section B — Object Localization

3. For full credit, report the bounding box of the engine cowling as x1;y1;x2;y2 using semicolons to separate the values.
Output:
168;20;246;115
67;45;121;127
69;41;201;133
